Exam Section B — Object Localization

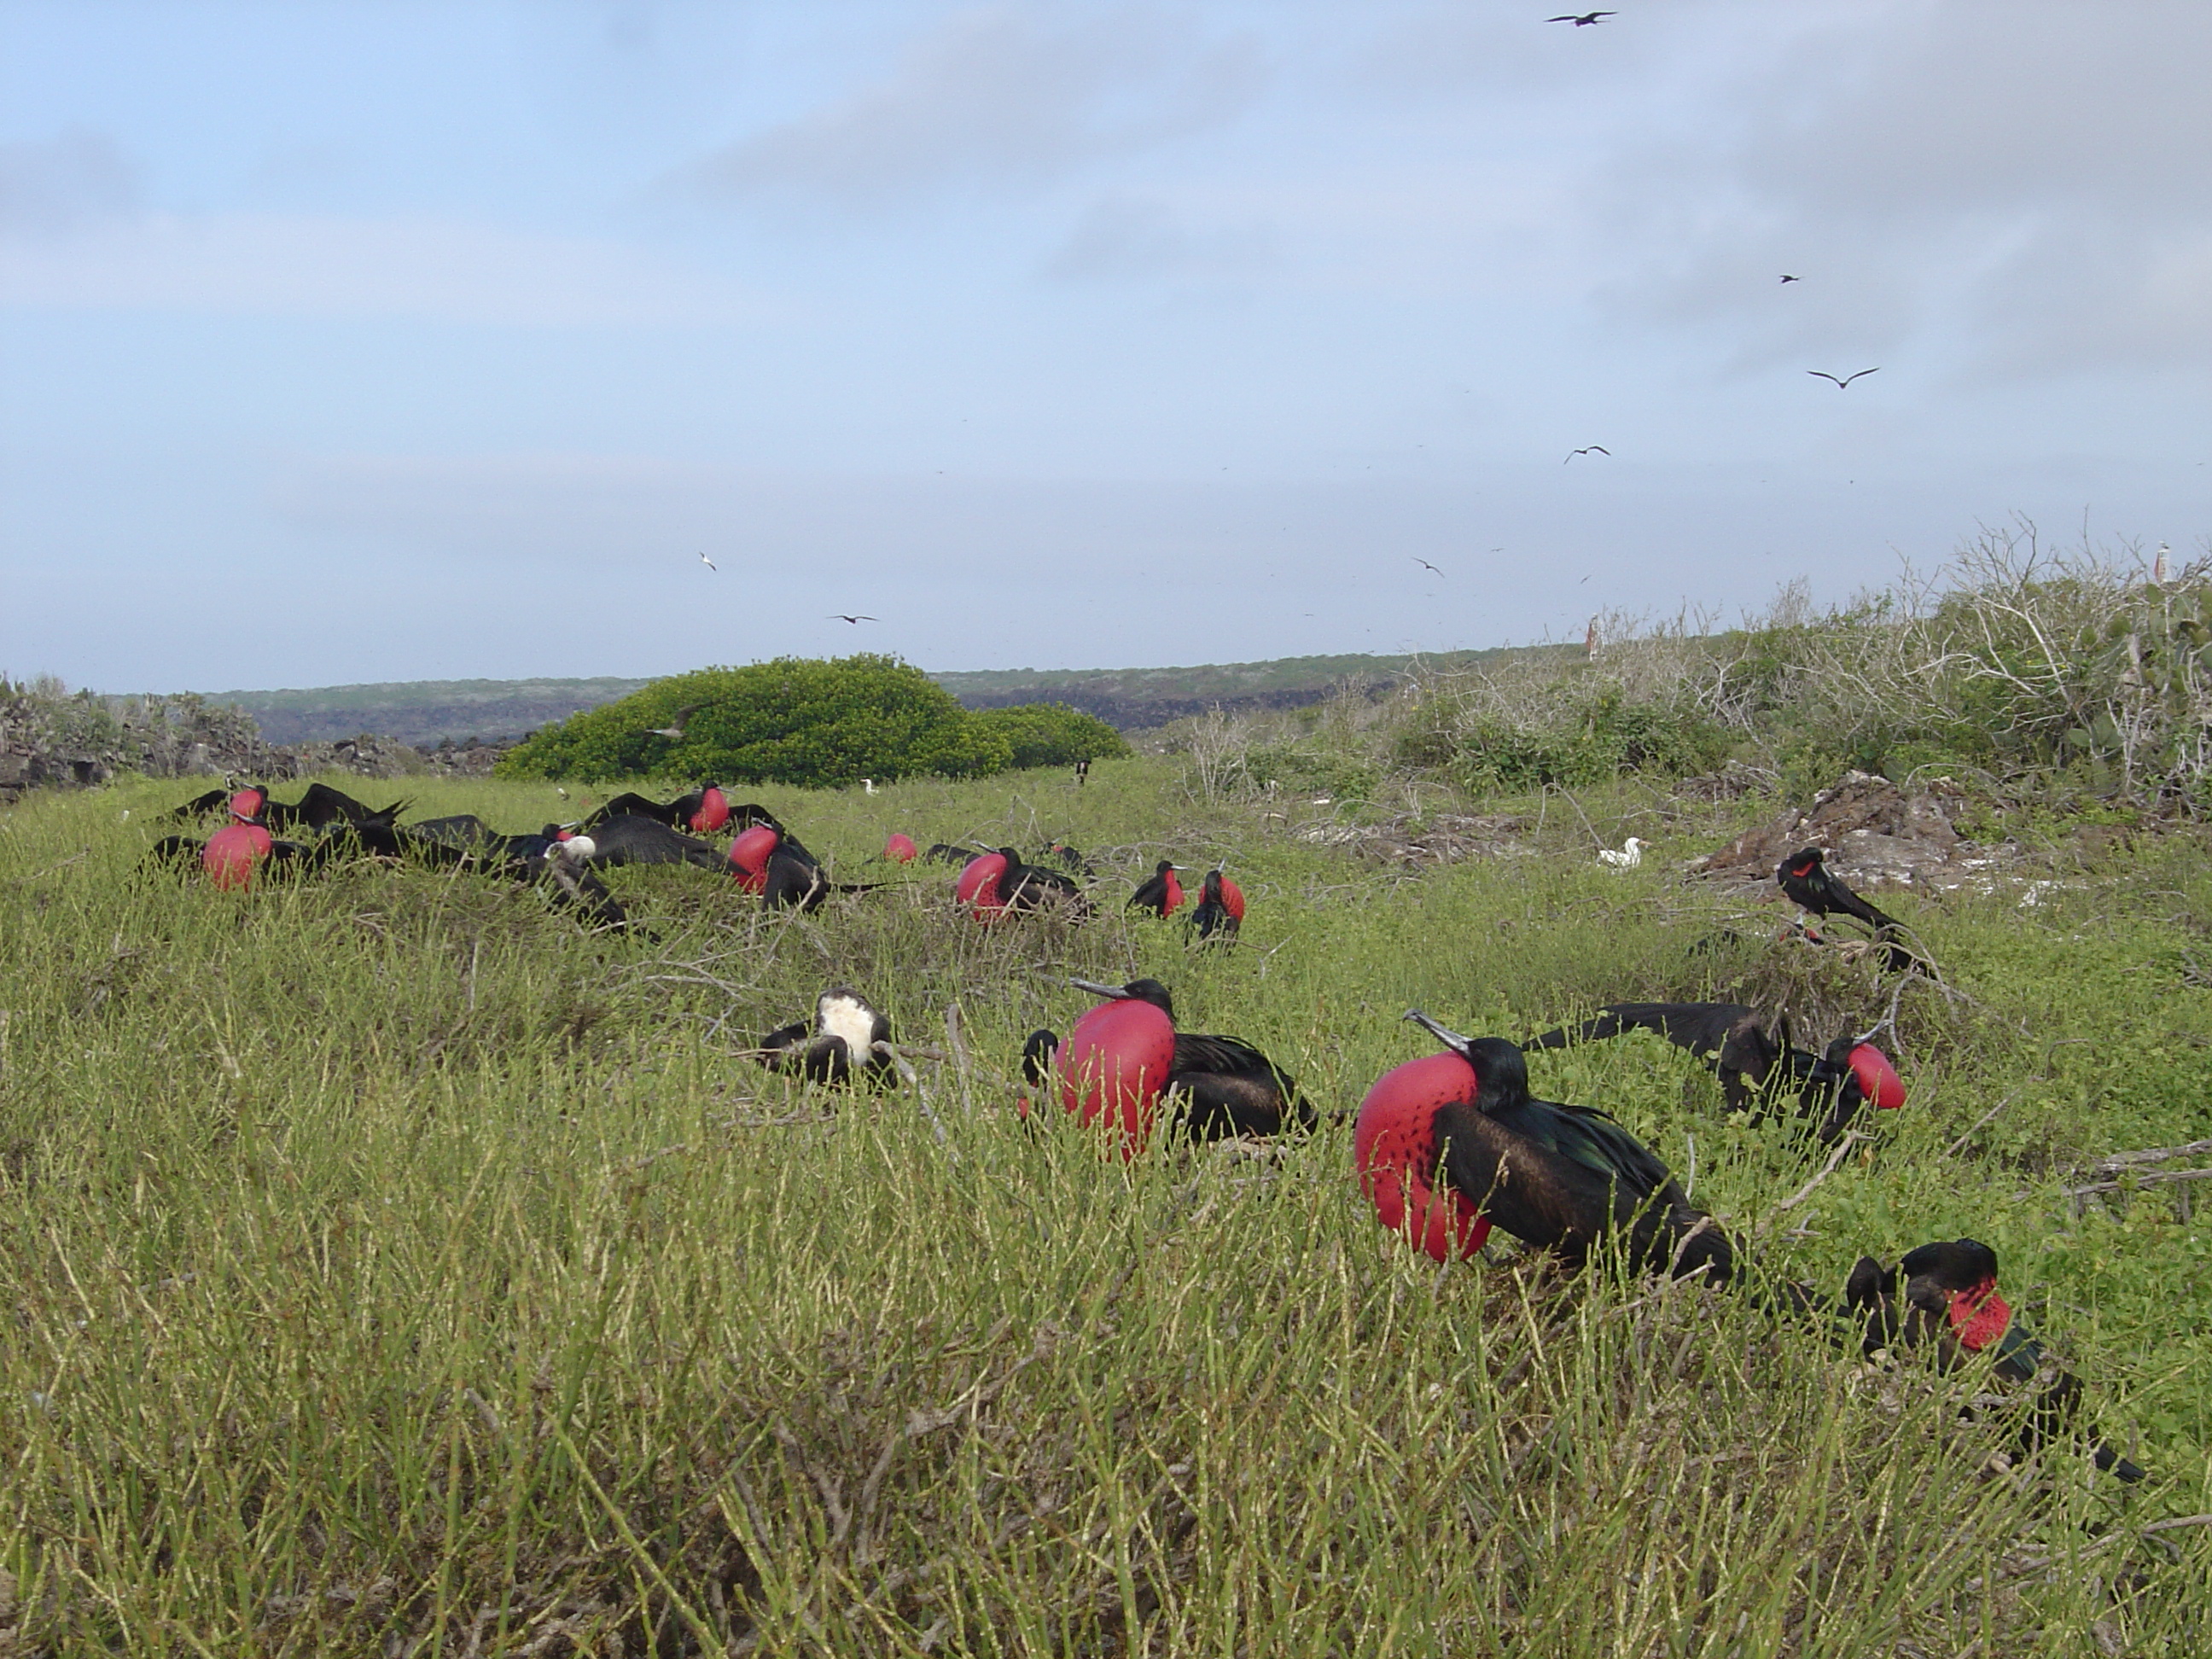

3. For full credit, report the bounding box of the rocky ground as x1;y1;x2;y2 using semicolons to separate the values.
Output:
0;684;515;805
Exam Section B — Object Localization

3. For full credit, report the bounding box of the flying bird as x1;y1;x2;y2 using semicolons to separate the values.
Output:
1548;10;1615;22
1807;368;1879;389
1413;558;1446;577
645;704;706;741
1563;445;1610;463
1779;274;1801;283
698;551;716;571
828;614;878;625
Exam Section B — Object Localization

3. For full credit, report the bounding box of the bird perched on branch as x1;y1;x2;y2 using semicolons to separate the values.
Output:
1775;847;1918;972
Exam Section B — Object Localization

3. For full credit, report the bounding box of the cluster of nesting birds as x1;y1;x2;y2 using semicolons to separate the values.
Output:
150;779;2142;1485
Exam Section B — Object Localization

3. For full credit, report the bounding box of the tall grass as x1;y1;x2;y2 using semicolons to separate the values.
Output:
1;762;2207;1653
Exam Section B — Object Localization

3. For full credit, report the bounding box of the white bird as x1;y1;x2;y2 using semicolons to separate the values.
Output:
861;777;877;795
698;551;717;571
2155;543;2172;585
1598;836;1646;868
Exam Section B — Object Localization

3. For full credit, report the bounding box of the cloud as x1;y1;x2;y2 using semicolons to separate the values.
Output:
1039;192;1277;283
1603;2;2212;373
0;209;754;326
0;129;140;236
689;5;1266;206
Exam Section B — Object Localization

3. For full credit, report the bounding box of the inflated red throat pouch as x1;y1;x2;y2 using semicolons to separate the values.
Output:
1947;1279;2011;1352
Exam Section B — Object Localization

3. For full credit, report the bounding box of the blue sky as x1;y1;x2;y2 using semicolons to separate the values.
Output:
3;1;2207;691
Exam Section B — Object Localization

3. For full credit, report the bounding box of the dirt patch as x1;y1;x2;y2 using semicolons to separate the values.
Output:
1693;770;2023;895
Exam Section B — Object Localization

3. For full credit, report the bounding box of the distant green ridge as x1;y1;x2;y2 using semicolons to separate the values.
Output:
204;649;1555;742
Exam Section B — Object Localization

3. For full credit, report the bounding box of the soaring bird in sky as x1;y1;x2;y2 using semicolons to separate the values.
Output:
1779;274;1801;283
698;551;716;571
1563;445;1610;463
1808;368;1880;389
1548;10;1615;23
1413;558;1445;577
828;614;877;624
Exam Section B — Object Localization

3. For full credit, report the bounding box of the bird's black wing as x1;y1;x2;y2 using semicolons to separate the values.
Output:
1528;1001;1756;1056
166;788;230;821
585;814;725;872
1129;874;1170;913
584;793;680;830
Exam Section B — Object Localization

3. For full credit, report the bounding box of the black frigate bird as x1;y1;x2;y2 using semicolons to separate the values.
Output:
582;785;777;836
756;987;893;1085
1128;860;1184;917
1033;978;1313;1138
166;780;389;830
1844;1238;2144;1482
575;813;731;875
1524;999;1899;1144
1776;846;1918;972
1398;1016;1733;1281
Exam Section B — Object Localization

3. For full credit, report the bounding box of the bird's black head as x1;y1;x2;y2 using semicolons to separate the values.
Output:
1068;977;1176;1021
1154;860;1177;876
1021;1029;1058;1088
1899;1238;1999;1292
1200;869;1225;901
1403;1012;1531;1109
1778;846;1825;881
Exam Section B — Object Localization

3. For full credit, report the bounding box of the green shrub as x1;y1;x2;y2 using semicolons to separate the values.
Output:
496;655;1011;787
1436;690;1731;792
969;703;1132;770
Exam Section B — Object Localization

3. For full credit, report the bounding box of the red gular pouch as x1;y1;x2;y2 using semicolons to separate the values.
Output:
728;824;779;894
1217;874;1246;923
1947;1278;2013;1353
1161;867;1185;915
955;853;1008;917
689;785;731;834
203;821;274;890
1847;1044;1906;1110
1353;1052;1493;1263
884;833;919;864
228;788;268;821
1054;996;1176;1158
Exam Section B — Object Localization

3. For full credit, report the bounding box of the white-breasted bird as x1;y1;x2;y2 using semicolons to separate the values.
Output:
1598;836;1646;868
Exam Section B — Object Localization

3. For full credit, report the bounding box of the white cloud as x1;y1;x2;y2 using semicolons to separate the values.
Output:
0;210;754;326
689;5;1266;206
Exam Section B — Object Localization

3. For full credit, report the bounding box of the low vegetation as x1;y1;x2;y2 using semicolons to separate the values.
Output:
1176;524;2212;816
1;743;2209;1653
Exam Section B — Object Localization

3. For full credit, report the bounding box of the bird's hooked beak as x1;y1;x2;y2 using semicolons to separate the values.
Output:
1068;977;1132;999
1404;1009;1476;1056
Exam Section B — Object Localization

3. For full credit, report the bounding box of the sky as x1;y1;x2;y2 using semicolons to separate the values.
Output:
2;1;2208;693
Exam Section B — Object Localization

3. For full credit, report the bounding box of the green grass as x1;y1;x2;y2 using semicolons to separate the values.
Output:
1;760;2208;1654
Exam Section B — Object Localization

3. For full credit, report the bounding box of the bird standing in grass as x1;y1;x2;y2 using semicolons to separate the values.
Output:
1190;868;1245;942
1360;1017;1732;1281
1033;979;1313;1146
1129;860;1184;917
1845;1239;2144;1481
756;988;893;1085
1598;835;1645;868
201;788;276;889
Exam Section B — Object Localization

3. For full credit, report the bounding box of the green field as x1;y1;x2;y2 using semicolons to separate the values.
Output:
1;760;2207;1654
